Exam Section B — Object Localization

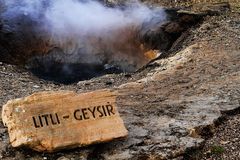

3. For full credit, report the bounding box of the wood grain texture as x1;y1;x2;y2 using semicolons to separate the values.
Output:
2;90;128;152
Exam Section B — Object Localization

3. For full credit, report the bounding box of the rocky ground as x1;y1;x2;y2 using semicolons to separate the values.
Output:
0;1;240;160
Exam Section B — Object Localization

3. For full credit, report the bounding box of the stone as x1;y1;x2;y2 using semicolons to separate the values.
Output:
190;2;230;15
57;156;70;160
2;90;128;152
33;85;40;89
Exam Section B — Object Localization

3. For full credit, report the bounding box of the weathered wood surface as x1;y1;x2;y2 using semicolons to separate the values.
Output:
2;90;128;152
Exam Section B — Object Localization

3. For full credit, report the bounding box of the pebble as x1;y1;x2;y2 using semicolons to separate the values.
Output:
77;80;91;86
33;85;40;88
220;140;230;145
57;156;70;160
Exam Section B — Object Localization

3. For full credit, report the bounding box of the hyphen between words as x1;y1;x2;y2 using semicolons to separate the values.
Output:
32;102;115;128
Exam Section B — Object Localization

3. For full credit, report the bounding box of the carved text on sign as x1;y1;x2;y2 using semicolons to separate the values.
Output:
32;103;116;128
2;90;128;152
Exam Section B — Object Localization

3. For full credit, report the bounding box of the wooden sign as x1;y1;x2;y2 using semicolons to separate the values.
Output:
2;90;128;152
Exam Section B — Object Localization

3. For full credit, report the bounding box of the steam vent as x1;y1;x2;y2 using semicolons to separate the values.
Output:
1;0;240;159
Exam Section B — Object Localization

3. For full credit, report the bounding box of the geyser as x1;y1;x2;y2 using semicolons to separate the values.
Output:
0;0;167;83
0;0;201;84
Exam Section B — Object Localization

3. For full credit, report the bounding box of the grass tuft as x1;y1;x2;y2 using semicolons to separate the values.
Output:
210;145;225;155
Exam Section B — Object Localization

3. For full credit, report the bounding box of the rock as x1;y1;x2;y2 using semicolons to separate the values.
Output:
57;156;70;160
140;9;202;52
77;80;92;86
190;2;230;15
33;85;40;89
2;90;128;152
220;140;230;145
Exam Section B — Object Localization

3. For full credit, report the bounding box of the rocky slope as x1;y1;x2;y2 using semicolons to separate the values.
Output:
0;1;240;160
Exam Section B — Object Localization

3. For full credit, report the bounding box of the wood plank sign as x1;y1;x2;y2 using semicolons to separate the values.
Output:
2;90;128;152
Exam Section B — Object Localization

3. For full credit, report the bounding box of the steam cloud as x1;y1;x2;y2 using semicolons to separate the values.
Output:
2;0;166;72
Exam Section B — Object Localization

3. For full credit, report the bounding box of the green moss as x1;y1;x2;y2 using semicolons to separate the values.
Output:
211;145;225;155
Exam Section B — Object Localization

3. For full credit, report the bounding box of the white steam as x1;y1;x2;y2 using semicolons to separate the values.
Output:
2;0;166;71
45;0;158;35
